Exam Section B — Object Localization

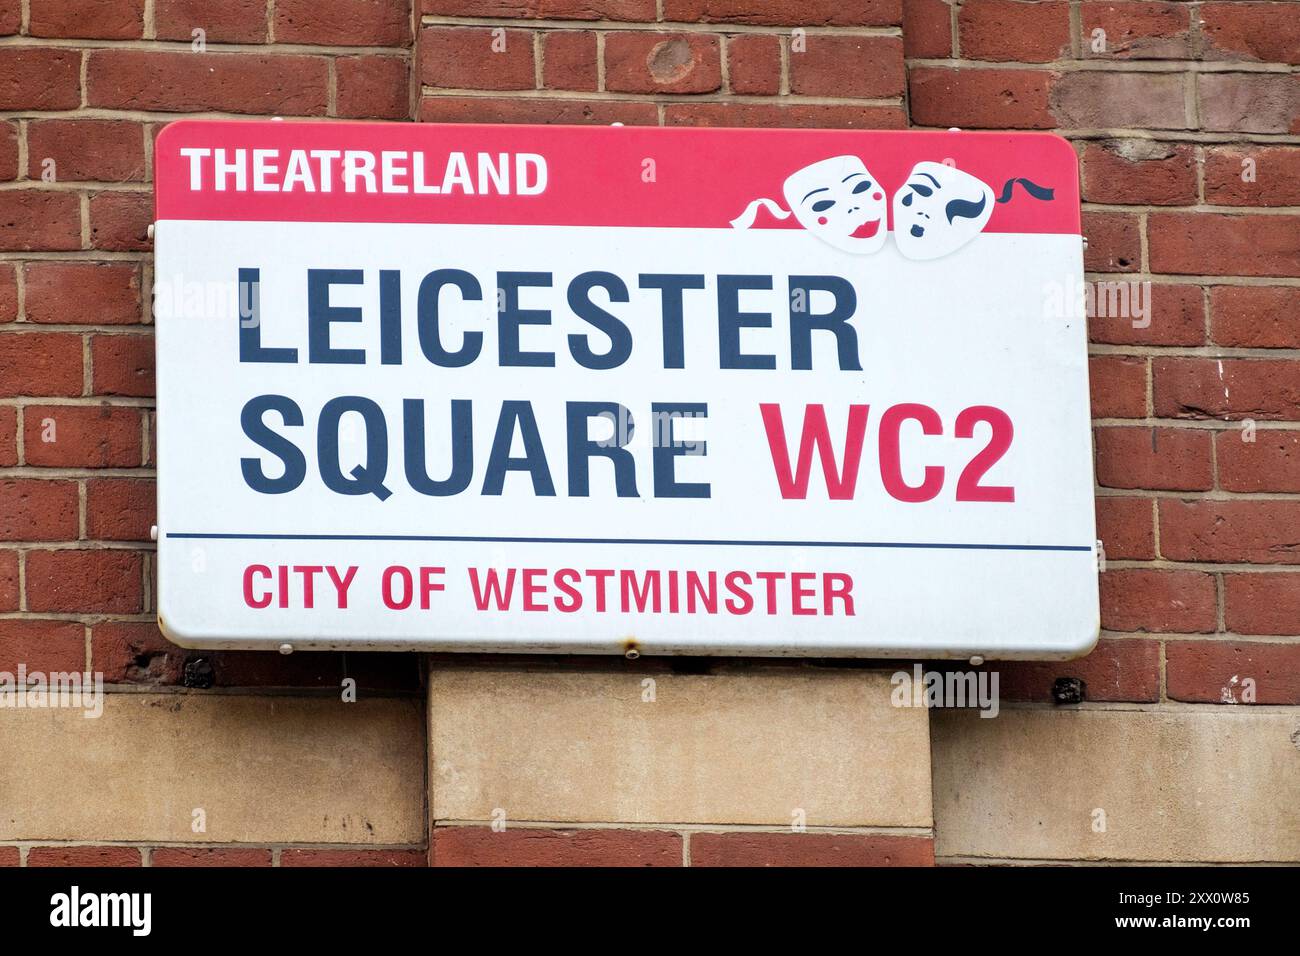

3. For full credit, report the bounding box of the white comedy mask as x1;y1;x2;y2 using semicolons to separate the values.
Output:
780;156;888;254
892;161;995;261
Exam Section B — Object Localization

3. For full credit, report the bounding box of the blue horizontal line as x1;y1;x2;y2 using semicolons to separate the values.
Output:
166;532;1091;553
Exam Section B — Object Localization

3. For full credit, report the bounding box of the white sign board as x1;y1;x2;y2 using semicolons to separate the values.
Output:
154;121;1097;658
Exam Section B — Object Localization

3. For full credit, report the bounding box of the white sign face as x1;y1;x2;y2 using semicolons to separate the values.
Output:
153;121;1097;659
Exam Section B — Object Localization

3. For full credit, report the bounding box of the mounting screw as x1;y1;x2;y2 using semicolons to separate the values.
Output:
278;643;293;655
182;657;215;689
1052;676;1086;705
969;655;984;666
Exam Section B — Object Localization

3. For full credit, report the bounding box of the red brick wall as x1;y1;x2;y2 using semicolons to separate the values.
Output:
899;0;1300;708
1;0;1297;866
0;0;425;868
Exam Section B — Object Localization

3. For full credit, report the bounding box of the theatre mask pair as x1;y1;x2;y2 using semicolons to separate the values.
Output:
731;156;1053;261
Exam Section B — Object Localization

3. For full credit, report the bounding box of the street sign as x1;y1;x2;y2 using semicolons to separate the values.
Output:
153;120;1097;658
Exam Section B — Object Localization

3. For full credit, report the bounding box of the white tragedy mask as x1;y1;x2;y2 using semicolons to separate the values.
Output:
892;161;995;261
780;155;888;254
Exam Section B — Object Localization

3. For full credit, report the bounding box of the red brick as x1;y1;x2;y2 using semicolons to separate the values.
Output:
30;0;144;39
1088;283;1204;347
1210;286;1300;349
1099;567;1217;632
664;101;907;129
0;333;83;398
0;549;15;609
1160;498;1300;565
27;846;142;867
0;479;79;541
1216;429;1300;493
1088;354;1146;418
87;50;329;115
605;32;722;94
0;847;17;867
27;120;147;184
1097;495;1155;560
0;192;82;252
1224;573;1300;636
86;478;155;541
997;638;1160;702
1051;71;1188;129
0;407;14;466
1080;140;1196;205
725;34;780;96
424;0;654;20
0;121;17;180
1150;212;1300;278
661;0;900;26
1081;1;1192;59
691;832;933;867
24;262;143;326
23;404;143;468
91;334;154;398
433;827;680;866
420;27;535;91
1197;73;1300;135
1094;426;1213;491
275;0;410;47
26;549;144;614
0;2;18;36
789;35;904;98
1082;211;1141;273
153;847;274;866
420;96;657;125
0;620;86;673
909;67;1054;129
959;0;1070;62
1204;146;1300;207
0;264;14;321
0;48;81;110
336;55;411;120
542;31;599;92
88;192;153;252
281;848;427;867
155;0;269;43
1166;640;1300;704
904;0;954;58
1154;357;1300;422
92;621;183;685
1200;2;1300;66
1229;579;1287;649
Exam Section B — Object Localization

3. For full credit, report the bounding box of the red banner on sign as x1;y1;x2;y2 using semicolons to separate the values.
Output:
154;120;1080;237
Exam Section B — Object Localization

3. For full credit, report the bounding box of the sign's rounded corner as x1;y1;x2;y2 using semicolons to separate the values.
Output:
154;119;197;155
1060;621;1101;661
1039;131;1079;164
155;609;206;651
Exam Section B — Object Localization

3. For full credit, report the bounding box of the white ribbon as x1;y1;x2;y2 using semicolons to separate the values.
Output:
730;197;791;229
